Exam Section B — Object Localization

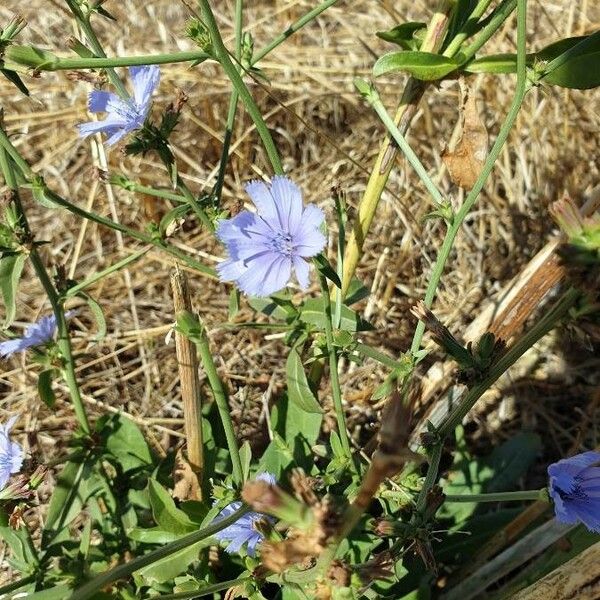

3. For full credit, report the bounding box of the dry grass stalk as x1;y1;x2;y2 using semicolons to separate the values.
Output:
171;267;203;500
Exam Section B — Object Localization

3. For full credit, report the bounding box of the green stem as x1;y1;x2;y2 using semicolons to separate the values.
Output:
460;0;518;63
438;286;580;438
415;443;443;512
64;0;128;97
443;0;496;57
197;0;283;175
68;506;250;600
444;490;545;503
360;84;446;207
0;124;215;277
0;574;36;597
109;176;186;203
0;147;91;434
63;248;149;298
410;0;529;356
354;342;405;370
318;270;353;462
193;321;243;485
155;578;252;599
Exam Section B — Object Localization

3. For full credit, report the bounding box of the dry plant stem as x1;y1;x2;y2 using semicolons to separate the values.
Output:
192;320;243;485
171;269;204;494
68;506;250;600
409;0;529;357
0;126;215;277
0;147;91;435
340;0;454;297
318;271;353;462
197;0;283;175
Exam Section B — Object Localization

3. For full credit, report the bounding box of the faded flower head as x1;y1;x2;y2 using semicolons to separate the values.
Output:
0;312;71;358
0;416;23;490
78;65;160;146
216;176;326;297
548;450;600;533
213;472;276;556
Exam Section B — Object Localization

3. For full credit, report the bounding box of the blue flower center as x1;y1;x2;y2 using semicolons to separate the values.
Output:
557;477;587;501
270;231;294;256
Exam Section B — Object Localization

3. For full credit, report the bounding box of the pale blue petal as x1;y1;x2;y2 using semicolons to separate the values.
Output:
256;473;277;485
216;211;256;243
293;256;310;289
105;127;132;146
294;228;326;258
217;258;247;282
129;65;160;110
245;180;279;228
270;175;303;232
0;338;25;358
296;204;325;237
88;90;119;113
238;254;291;297
10;442;23;472
78;118;127;140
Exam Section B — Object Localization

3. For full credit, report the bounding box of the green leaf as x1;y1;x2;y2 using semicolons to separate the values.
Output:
148;479;196;535
104;413;153;472
286;348;323;414
248;295;298;321
43;457;90;542
314;253;341;289
540;33;600;89
300;298;373;332
228;288;240;320
79;292;106;341
1;68;29;96
22;585;74;600
373;51;460;80
0;252;27;327
0;508;38;572
376;22;426;50
127;526;180;544
37;369;56;408
344;277;370;305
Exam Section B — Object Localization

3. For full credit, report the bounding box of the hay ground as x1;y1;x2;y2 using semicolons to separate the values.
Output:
0;0;599;580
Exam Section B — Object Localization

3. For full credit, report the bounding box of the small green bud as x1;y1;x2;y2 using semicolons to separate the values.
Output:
186;18;212;53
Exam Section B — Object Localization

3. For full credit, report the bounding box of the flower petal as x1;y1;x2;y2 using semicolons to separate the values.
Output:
294;228;326;258
105;127;132;147
270;175;303;232
88;90;120;113
129;65;160;110
236;254;291;297
245;180;280;228
217;258;248;282
0;338;25;358
78;118;127;140
293;256;310;289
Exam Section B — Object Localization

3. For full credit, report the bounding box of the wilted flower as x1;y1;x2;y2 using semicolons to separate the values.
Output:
78;65;160;146
0;311;75;358
548;450;600;533
0;416;23;489
216;176;326;296
213;473;276;556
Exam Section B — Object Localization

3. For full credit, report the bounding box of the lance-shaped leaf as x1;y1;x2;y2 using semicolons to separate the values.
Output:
286;348;323;414
374;51;460;81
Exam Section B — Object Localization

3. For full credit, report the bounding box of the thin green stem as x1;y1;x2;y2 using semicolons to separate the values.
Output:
197;0;283;175
443;0;496;57
109;176;187;203
63;248;149;298
193;321;243;485
438;286;580;438
415;443;442;513
0;125;215;276
63;0;128;97
410;0;529;356
68;506;250;600
460;0;518;63
252;0;339;64
318;271;353;462
354;342;405;370
0;147;91;434
155;578;252;599
360;85;446;207
444;490;545;502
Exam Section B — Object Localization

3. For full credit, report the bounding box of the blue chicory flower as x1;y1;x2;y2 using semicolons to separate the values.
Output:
0;416;23;489
0;311;74;358
548;450;600;533
78;65;160;146
213;472;277;556
216;176;326;297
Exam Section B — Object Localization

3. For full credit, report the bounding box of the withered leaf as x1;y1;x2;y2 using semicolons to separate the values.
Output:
442;80;488;190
